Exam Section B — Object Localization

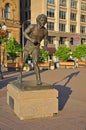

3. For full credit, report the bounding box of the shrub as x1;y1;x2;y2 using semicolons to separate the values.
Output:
54;46;72;61
72;44;86;60
39;48;49;62
5;38;22;62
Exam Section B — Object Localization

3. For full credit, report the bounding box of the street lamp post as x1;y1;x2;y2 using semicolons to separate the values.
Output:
0;23;8;79
0;42;3;79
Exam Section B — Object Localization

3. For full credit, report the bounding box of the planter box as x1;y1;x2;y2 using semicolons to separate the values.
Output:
5;62;21;71
59;62;75;68
38;62;50;70
6;63;18;68
78;61;86;67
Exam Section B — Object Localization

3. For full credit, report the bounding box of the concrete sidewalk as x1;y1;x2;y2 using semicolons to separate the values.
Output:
0;68;86;130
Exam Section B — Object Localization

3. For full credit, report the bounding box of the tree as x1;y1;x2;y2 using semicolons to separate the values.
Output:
54;46;72;61
72;44;86;60
5;38;22;62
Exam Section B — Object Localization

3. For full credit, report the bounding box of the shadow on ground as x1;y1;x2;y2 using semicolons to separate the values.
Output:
0;69;47;89
54;84;72;110
53;71;80;110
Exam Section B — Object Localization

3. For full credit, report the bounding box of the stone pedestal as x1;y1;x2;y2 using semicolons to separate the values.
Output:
7;81;58;120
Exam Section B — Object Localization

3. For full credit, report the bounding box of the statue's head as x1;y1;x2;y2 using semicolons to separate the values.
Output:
36;14;47;27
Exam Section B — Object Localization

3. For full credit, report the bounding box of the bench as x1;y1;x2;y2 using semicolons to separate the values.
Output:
59;62;75;68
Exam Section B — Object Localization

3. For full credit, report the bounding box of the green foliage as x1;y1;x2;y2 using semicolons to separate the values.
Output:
72;44;86;60
39;48;49;62
0;37;8;43
5;38;22;62
54;46;71;61
24;63;31;67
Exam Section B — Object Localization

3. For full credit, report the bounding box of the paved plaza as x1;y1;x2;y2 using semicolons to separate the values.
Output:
0;67;86;130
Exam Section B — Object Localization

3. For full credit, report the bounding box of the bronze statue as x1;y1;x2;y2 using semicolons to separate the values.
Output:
18;14;48;86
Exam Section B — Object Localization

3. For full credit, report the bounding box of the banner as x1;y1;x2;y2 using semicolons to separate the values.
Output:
73;36;81;45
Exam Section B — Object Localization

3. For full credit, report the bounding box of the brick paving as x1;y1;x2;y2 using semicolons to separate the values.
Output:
0;68;86;130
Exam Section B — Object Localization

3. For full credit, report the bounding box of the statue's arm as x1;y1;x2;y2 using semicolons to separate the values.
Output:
44;30;48;49
24;25;35;43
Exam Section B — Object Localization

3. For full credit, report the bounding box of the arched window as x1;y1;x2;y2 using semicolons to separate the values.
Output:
4;3;10;19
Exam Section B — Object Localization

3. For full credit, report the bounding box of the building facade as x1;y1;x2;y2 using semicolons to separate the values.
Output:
1;0;86;46
1;0;86;64
0;0;21;66
32;0;86;47
20;0;86;50
0;0;21;42
46;0;86;47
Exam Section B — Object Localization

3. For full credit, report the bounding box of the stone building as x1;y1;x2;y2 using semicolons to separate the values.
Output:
29;0;86;47
1;0;86;63
0;0;21;42
20;0;86;55
1;0;86;46
0;0;21;68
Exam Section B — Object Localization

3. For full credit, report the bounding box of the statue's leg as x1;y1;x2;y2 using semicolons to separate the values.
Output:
17;49;29;87
32;48;42;85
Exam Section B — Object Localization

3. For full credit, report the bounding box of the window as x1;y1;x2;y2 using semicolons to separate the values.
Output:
47;0;55;4
4;3;10;19
81;38;86;44
71;0;77;9
81;15;86;22
59;23;65;31
70;25;76;32
47;8;54;18
80;26;85;33
60;0;66;7
81;3;86;11
59;11;66;19
70;13;76;21
59;37;66;44
47;22;54;30
48;36;54;44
